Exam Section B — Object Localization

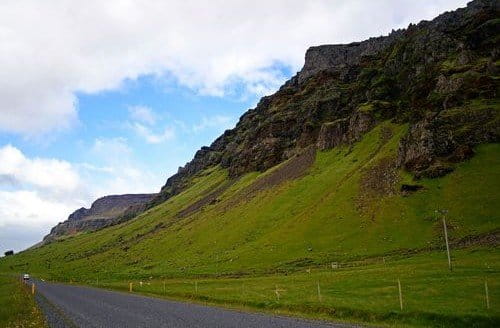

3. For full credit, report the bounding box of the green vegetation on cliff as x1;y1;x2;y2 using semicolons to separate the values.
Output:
1;123;498;326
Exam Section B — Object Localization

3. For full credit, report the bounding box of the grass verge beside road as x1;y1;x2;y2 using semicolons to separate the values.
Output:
52;247;499;327
0;275;47;327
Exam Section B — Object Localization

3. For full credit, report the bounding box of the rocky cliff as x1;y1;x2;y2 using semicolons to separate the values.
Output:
43;194;156;242
44;0;497;233
150;0;498;206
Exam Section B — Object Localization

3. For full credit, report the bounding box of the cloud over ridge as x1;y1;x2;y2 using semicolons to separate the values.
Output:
0;0;467;135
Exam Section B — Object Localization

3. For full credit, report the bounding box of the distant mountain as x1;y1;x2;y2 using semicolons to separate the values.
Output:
43;194;156;243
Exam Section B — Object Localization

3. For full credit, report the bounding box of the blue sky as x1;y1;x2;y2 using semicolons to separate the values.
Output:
3;74;267;187
0;0;468;252
0;74;272;252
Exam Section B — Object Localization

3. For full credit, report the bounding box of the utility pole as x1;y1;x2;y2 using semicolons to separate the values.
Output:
436;209;452;271
443;217;452;271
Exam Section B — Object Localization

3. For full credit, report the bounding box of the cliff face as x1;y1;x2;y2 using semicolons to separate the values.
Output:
43;0;497;231
43;194;156;242
298;32;404;84
54;0;496;238
151;0;499;206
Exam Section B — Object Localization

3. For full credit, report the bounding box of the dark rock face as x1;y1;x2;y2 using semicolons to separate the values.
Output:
43;194;156;243
317;119;349;150
397;103;499;175
316;111;377;150
150;0;499;208
298;33;404;84
397;120;436;172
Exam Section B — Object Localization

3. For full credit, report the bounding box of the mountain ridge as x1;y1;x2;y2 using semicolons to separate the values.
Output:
150;0;498;206
43;193;156;242
38;0;499;245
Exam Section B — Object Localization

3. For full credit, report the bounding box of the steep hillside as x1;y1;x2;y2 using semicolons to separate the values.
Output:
5;122;499;275
1;0;499;326
43;193;156;242
150;0;499;206
1;124;499;326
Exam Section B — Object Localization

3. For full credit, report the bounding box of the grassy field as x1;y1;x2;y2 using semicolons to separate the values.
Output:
0;121;498;326
32;248;499;327
0;275;47;327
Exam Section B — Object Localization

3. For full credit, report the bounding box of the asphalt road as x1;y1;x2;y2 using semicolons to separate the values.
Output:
33;280;355;328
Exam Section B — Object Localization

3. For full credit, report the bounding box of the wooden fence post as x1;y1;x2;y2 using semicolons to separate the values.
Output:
485;280;490;309
129;282;133;292
398;279;403;310
32;283;35;295
317;281;322;302
274;285;285;301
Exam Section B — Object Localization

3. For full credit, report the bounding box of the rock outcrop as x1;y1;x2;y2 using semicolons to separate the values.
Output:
397;102;499;177
297;33;404;84
148;0;498;209
316;110;377;150
43;194;156;243
316;119;349;150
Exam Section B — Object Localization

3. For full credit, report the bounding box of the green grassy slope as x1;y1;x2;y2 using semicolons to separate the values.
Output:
1;121;498;326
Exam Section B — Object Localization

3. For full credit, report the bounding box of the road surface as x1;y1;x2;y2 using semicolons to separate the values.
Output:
33;280;355;328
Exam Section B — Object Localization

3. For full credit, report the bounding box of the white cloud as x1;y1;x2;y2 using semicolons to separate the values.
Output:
88;137;162;195
132;123;175;144
91;137;132;163
0;142;163;250
0;0;468;135
0;144;81;195
126;106;175;144
192;115;235;133
0;189;84;253
128;105;157;125
0;190;76;228
0;145;89;245
79;162;114;174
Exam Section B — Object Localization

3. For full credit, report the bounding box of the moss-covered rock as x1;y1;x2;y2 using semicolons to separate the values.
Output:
152;0;500;208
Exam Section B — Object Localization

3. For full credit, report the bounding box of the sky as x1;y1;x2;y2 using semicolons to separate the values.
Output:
0;0;469;253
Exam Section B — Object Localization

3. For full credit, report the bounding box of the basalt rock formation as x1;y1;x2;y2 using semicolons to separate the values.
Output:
44;0;497;230
43;194;156;242
151;0;499;206
49;0;497;238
